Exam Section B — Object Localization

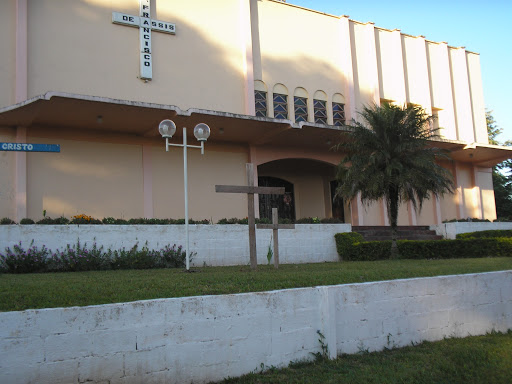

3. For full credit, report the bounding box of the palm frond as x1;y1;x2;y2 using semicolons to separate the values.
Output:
334;102;454;228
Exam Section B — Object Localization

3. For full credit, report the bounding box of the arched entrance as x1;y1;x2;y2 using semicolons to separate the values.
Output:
257;158;351;223
258;176;295;221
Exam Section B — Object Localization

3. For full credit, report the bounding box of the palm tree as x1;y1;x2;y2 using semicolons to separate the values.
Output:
335;103;454;258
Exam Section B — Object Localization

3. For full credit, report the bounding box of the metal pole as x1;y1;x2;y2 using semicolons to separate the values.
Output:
183;127;189;271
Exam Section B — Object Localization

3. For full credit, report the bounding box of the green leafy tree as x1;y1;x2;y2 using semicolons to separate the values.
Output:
487;109;501;145
487;110;512;219
335;103;454;258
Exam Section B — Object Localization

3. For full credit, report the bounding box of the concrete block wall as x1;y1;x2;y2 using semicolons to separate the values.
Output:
431;222;512;239
1;271;511;383
0;224;351;266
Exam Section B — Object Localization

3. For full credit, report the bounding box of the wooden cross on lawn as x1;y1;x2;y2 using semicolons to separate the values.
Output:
257;208;295;269
216;163;284;270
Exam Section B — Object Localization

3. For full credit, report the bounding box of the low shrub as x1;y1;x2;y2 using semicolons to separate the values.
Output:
0;241;49;273
189;219;210;224
8;215;345;225
493;217;512;222
36;216;70;225
334;234;512;261
125;218;201;225
456;230;512;239
297;217;345;224
102;217;129;224
216;218;234;224
107;243;187;270
443;218;491;223
353;241;393;261
0;241;190;273
204;217;343;225
334;233;364;260
319;217;344;224
216;217;275;224
47;241;108;272
295;217;320;224
70;214;102;224
11;216;212;225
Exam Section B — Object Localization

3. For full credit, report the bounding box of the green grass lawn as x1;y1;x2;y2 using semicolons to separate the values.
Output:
215;331;512;384
1;257;511;311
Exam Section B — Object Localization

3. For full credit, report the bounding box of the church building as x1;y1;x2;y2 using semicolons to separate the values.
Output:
1;0;511;225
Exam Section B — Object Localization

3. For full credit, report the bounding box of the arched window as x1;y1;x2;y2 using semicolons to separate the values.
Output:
313;90;328;124
273;83;289;119
294;87;308;123
332;93;346;126
254;80;267;117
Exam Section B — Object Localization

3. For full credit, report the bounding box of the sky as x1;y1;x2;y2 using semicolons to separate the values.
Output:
290;0;512;144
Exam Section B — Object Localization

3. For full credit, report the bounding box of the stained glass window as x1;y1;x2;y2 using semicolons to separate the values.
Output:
273;93;288;119
332;102;346;126
314;99;327;124
294;96;308;123
254;90;267;117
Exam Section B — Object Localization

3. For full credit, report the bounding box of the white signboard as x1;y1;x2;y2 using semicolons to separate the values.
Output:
112;0;175;80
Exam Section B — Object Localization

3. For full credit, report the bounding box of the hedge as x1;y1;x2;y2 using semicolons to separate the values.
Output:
334;233;512;261
1;216;346;225
456;230;512;240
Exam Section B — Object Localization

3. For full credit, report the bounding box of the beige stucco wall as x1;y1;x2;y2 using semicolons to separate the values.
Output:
3;138;492;224
416;199;435;226
449;48;475;143
151;143;248;221
351;21;379;111
0;1;16;107
26;137;144;220
466;53;488;144
455;163;479;219
398;203;412;226
375;28;405;104
293;175;326;219
2;131;348;223
357;201;380;226
477;167;497;221
1;129;248;221
439;192;459;222
0;127;17;219
2;0;489;142
426;42;457;140
256;1;348;124
1;0;489;144
438;162;460;222
23;0;245;113
20;130;252;222
402;35;431;112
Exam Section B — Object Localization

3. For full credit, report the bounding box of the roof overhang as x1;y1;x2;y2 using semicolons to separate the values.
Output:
1;92;511;166
433;140;512;168
0;92;346;151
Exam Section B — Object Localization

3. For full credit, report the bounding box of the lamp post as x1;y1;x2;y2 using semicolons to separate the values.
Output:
158;119;210;271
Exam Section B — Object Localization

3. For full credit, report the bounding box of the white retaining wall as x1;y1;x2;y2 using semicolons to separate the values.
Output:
431;222;512;239
1;271;511;384
0;224;351;266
